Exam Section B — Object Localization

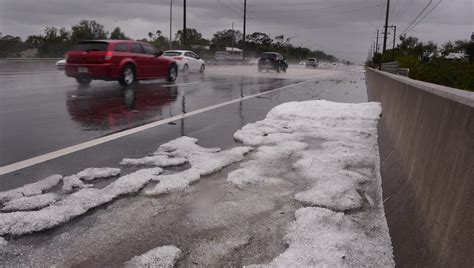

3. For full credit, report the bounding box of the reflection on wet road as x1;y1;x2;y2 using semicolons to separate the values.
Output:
0;63;300;166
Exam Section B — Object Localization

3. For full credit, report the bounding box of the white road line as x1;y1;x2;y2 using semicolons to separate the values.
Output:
0;79;312;175
162;81;203;87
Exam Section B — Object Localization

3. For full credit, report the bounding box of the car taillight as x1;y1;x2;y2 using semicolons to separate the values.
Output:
105;51;113;61
174;56;184;60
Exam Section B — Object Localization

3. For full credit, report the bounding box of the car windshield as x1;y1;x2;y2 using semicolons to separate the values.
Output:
164;51;182;56
307;59;315;61
260;53;276;60
71;41;108;52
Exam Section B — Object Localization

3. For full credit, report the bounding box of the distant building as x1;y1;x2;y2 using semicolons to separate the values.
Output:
20;48;38;58
445;52;466;60
215;47;243;61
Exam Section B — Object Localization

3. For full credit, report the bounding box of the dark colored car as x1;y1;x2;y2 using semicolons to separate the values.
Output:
305;58;319;68
258;52;288;73
65;40;178;86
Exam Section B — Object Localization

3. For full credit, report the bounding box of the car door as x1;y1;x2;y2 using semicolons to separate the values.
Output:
142;44;164;77
130;43;147;77
184;52;198;71
189;52;202;70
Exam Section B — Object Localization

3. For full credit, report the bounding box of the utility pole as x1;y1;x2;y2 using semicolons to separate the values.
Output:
376;29;379;54
169;0;173;50
382;0;390;54
243;0;247;60
183;0;186;47
232;21;234;54
388;25;397;61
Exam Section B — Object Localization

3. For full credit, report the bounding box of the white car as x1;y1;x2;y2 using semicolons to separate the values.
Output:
56;59;66;69
163;50;206;73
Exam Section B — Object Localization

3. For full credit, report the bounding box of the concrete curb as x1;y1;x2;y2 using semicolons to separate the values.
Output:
366;68;473;267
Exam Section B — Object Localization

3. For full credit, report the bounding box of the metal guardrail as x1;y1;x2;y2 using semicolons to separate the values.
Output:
380;62;409;77
3;58;62;63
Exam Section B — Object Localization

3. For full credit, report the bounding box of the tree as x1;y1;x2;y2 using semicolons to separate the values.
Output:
175;28;207;47
110;27;128;40
33;26;71;57
71;20;108;43
211;29;243;51
0;35;24;58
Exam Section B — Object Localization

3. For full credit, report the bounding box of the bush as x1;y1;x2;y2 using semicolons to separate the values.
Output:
397;55;474;91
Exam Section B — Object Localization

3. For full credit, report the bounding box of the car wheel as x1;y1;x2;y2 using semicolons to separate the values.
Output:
276;65;280;73
119;65;136;86
167;64;178;82
183;64;189;73
199;64;205;73
76;77;92;85
282;66;287;73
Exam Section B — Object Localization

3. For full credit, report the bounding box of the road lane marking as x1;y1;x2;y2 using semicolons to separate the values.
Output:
162;81;203;87
0;79;312;175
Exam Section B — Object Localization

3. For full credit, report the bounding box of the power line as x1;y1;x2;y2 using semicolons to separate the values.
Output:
217;0;244;18
248;4;381;20
402;0;442;34
226;0;244;12
391;0;414;24
399;0;433;35
248;0;379;13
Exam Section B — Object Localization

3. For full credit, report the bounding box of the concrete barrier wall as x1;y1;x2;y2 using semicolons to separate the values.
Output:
365;68;473;267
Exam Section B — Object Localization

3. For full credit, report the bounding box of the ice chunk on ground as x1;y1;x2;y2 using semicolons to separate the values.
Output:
231;100;393;265
62;175;92;194
125;245;181;268
144;168;201;196
62;167;121;193
295;180;364;212
0;168;162;236
227;168;284;188
141;137;251;195
120;155;188;167
234;100;381;147
252;207;394;267
1;193;57;212
76;167;120;181
188;232;250;266
0;175;62;203
227;141;307;187
156;136;252;176
0;236;7;255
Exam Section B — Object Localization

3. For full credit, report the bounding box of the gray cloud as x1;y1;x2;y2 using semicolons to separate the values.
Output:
0;0;472;62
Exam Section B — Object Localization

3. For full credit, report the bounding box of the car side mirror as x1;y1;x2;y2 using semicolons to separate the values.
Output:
196;55;201;59
155;51;163;57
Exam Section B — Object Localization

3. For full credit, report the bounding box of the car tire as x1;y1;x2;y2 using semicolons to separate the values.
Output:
276;65;280;73
167;64;178;82
199;64;205;73
282;66;287;73
183;64;189;73
76;77;92;85
119;65;136;86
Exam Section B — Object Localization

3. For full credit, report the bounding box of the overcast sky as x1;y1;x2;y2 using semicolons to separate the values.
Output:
0;0;472;62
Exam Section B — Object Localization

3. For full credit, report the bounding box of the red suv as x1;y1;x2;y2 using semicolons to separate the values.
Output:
65;40;178;86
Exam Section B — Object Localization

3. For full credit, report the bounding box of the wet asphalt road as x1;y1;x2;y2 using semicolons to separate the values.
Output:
0;63;367;191
0;63;299;167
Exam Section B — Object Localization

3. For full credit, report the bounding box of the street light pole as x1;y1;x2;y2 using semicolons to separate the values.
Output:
183;0;186;47
243;0;247;60
169;0;173;50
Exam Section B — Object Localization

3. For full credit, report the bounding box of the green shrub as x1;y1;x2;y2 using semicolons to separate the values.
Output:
397;56;474;91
